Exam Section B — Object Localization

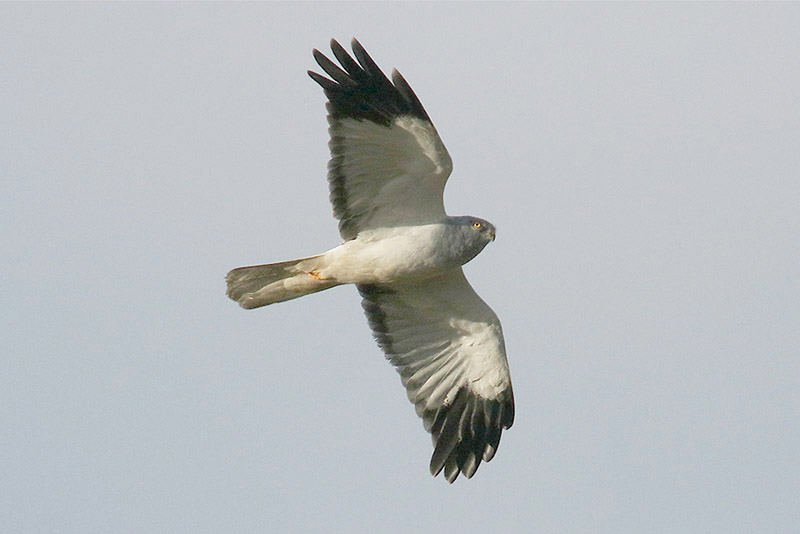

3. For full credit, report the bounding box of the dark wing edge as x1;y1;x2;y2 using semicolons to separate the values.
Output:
426;385;515;483
358;283;515;483
307;38;431;126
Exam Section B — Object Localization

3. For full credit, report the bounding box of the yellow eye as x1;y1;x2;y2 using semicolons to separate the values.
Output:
472;221;482;228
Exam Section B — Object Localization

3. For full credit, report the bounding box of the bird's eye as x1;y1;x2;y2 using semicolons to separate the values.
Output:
472;222;482;229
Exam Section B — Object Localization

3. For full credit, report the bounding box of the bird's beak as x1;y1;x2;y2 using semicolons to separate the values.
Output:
490;228;496;242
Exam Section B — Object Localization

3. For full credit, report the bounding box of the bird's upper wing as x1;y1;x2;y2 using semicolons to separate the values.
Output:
358;269;514;483
308;39;453;240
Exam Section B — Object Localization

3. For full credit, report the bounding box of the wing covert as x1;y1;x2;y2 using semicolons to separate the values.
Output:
309;39;453;240
358;269;514;482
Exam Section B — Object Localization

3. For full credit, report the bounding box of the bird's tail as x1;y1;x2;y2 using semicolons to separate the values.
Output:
225;255;340;309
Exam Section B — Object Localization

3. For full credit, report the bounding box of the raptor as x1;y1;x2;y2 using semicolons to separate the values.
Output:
226;39;514;482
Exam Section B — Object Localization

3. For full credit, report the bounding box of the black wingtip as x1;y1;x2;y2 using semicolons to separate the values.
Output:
312;48;325;67
307;70;337;92
308;38;431;126
426;386;514;483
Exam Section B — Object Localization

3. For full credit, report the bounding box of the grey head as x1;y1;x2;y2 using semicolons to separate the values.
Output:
443;216;497;266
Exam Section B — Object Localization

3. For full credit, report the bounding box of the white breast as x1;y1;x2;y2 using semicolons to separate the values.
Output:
319;225;459;284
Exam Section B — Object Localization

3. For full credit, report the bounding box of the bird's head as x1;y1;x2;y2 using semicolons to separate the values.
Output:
464;217;496;243
446;216;496;265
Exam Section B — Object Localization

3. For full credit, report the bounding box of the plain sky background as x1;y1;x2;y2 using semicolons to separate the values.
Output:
2;3;799;533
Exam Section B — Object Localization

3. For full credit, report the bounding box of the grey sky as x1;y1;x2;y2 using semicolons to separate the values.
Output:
2;3;799;533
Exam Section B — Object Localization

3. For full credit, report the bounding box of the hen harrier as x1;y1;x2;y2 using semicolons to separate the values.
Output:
226;39;514;482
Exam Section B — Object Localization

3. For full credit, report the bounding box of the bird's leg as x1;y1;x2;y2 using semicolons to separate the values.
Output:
308;269;326;280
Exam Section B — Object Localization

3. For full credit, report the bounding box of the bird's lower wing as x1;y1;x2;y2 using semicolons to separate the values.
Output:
358;269;514;482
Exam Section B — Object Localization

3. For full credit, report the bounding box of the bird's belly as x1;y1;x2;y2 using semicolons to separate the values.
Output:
320;226;458;284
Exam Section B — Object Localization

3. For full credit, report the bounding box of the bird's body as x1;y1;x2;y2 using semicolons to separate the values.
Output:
320;217;495;284
226;39;514;482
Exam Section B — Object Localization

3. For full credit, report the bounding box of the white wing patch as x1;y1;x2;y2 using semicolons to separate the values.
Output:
393;116;452;175
329;115;452;238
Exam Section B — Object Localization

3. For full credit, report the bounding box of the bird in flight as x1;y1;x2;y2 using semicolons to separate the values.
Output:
226;39;514;482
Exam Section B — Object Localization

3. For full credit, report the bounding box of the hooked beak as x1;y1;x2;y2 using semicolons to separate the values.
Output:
489;228;496;242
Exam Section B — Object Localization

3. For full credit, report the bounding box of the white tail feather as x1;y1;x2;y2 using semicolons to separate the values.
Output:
225;255;339;309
